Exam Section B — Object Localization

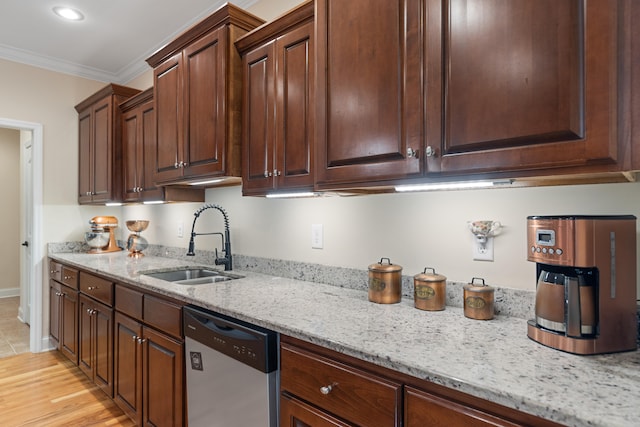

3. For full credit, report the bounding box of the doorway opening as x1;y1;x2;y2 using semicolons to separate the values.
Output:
0;118;43;354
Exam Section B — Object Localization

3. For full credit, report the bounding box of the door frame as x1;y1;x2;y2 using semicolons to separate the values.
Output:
1;118;43;353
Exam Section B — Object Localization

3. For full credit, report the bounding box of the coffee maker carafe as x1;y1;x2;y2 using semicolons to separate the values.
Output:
527;215;637;354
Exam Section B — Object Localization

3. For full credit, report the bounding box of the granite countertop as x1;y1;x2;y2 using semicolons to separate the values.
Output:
48;251;640;427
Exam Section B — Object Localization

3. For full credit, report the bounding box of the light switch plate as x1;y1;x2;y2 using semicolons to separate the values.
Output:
177;221;184;238
311;224;323;249
473;236;494;261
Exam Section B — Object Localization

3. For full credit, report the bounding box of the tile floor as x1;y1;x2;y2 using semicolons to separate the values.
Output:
0;297;30;358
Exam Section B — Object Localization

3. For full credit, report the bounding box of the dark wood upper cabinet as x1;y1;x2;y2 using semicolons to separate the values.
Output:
315;0;425;189
146;4;264;186
75;84;141;204
121;88;163;202
236;0;315;196
120;89;204;204
428;0;627;176
314;0;636;190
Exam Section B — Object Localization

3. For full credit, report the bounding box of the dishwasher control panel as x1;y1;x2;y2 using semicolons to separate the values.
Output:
183;306;278;373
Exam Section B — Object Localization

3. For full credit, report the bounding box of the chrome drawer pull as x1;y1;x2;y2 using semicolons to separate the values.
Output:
87;286;98;290
320;382;338;395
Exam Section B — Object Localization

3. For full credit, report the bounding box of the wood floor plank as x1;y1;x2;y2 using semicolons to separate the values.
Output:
0;351;135;426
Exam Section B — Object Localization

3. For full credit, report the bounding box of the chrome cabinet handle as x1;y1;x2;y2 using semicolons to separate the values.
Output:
137;338;146;344
425;146;435;157
87;286;98;290
407;147;419;158
320;383;337;395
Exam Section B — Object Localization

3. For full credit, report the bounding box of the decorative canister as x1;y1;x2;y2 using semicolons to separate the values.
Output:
368;258;402;304
463;277;494;320
413;267;446;311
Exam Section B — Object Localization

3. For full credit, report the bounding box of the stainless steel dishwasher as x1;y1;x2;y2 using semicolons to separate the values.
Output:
183;305;279;427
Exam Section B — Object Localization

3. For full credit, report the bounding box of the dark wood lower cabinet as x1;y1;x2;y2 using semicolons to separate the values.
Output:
143;326;184;427
114;312;144;425
78;293;114;397
114;304;184;427
50;280;79;364
280;336;563;427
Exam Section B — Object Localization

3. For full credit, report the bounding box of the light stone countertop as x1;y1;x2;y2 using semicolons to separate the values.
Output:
48;251;640;427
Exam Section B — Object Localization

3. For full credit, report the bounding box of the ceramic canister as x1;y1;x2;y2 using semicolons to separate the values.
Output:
413;267;446;311
368;258;402;304
463;277;494;320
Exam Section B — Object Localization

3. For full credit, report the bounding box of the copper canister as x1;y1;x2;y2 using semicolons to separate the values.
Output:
413;267;446;311
368;258;402;304
463;277;494;320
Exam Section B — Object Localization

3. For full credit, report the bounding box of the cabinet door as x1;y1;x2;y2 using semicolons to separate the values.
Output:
140;101;163;200
78;108;92;204
123;98;162;202
49;280;61;347
78;294;114;397
114;312;144;426
143;326;184;427
91;97;114;203
183;27;228;179
275;21;314;191
405;386;519;427
280;394;352;427
60;286;78;364
154;53;184;184
242;41;277;194
315;0;424;188
431;0;621;174
94;301;114;397
78;294;94;378
122;108;141;201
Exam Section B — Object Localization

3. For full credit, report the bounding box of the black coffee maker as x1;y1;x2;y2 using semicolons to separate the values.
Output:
526;215;637;355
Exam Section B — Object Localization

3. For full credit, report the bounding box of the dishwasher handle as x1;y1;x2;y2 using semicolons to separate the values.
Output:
189;310;258;342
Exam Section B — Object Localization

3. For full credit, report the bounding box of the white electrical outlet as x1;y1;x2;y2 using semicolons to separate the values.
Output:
311;224;323;249
177;221;184;238
473;237;494;261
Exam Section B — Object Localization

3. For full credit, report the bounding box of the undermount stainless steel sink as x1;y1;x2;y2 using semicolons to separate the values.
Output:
142;267;242;285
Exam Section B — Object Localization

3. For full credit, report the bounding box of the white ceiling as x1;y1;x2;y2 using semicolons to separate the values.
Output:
0;0;257;84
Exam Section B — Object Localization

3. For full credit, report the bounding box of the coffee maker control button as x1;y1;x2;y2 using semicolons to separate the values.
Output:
556;248;563;255
549;248;555;254
531;246;536;253
536;247;542;253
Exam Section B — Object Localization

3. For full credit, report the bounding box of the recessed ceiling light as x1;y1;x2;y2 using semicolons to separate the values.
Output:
52;6;85;21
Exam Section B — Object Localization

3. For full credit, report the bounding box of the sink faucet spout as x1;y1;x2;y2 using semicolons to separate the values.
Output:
186;204;233;271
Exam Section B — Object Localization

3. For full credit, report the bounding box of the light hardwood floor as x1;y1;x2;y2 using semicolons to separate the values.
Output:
0;351;135;426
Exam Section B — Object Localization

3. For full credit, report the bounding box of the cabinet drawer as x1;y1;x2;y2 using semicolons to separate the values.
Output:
115;285;143;321
280;343;401;426
61;265;79;289
49;260;62;282
143;294;182;338
405;386;520;427
79;272;114;306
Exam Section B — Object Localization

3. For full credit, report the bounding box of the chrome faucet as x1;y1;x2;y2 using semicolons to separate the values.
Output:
186;204;233;271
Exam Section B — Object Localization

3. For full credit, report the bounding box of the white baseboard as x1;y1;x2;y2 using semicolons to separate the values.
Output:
0;288;20;298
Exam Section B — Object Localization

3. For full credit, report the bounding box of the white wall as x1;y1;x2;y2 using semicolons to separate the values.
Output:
0;128;20;294
118;181;640;292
